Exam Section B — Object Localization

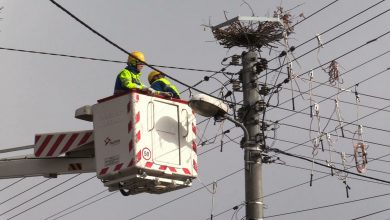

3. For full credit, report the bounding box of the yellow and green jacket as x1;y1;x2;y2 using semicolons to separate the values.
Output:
150;78;180;99
114;65;145;94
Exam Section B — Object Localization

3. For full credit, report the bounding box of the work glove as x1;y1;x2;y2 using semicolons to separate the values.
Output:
142;87;156;94
160;92;173;98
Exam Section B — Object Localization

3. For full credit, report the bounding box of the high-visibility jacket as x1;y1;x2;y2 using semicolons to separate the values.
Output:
150;78;180;99
114;66;145;94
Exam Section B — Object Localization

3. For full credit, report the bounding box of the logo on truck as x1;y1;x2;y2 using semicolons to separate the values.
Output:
104;137;120;146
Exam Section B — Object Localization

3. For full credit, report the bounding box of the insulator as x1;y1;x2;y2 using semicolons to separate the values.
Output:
255;133;265;143
278;51;287;57
255;58;268;74
231;79;241;91
354;142;368;173
230;55;240;65
254;100;266;112
224;90;232;98
237;107;245;122
314;103;320;116
259;85;270;96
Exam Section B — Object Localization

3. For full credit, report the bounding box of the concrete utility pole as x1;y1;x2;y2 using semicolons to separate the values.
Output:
241;51;264;219
211;15;284;220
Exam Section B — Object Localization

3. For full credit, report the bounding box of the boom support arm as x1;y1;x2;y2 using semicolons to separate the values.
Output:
0;155;95;179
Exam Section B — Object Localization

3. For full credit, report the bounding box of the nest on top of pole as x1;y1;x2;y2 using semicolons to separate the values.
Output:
211;7;293;49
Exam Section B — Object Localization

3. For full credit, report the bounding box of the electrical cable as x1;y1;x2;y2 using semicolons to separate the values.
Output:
0;174;82;217
351;207;390;220
203;31;390;115
0;47;235;75
211;149;390;219
262;7;390;80
269;148;390;184
270;48;390;105
264;191;390;218
205;46;390;124
42;131;242;220
50;191;116;220
274;105;390;135
290;0;340;28
282;85;390;115
276;66;390;123
6;2;386;219
128;168;244;220
210;128;390;219
284;102;390;154
180;0;351;97
6;175;95;220
0;178;25;193
0;178;51;206
49;0;233;105
183;0;386;99
267;135;390;165
43;189;108;220
279;163;390;186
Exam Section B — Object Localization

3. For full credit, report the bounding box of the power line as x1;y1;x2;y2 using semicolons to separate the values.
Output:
290;0;340;28
180;0;355;97
267;0;385;64
276;66;390;123
264;191;390;218
284;102;390;154
50;191;117;220
43;189;111;220
49;0;233;105
127;168;243;220
0;178;25;192
0;174;81;217
204;30;390;114
274;105;390;135
0;178;50;206
262;7;390;80
42;132;242;220
270;48;390;111
279;163;390;186
196;47;390;128
268;135;390;165
282;85;390;115
183;0;344;96
352;207;390;220
7;175;95;220
210;150;390;219
269;148;390;184
292;0;386;51
21;2;386;220
0;47;234;75
43;190;108;219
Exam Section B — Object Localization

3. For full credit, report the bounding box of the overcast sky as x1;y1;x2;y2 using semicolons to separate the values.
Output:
1;0;390;220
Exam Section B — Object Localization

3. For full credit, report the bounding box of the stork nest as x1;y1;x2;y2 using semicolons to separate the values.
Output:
212;21;285;49
211;7;295;49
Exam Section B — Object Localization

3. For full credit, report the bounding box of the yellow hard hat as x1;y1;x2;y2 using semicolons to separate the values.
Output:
148;71;161;84
128;51;145;66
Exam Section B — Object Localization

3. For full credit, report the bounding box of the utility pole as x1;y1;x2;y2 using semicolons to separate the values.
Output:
210;15;284;220
241;51;264;219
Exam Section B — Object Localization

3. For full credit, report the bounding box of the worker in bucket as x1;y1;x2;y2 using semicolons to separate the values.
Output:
114;51;155;95
148;70;180;99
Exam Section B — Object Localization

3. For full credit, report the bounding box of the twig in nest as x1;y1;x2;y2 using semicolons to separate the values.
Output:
273;6;294;35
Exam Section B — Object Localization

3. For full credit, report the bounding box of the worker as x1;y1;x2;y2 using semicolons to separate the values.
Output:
148;71;180;99
114;51;155;94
